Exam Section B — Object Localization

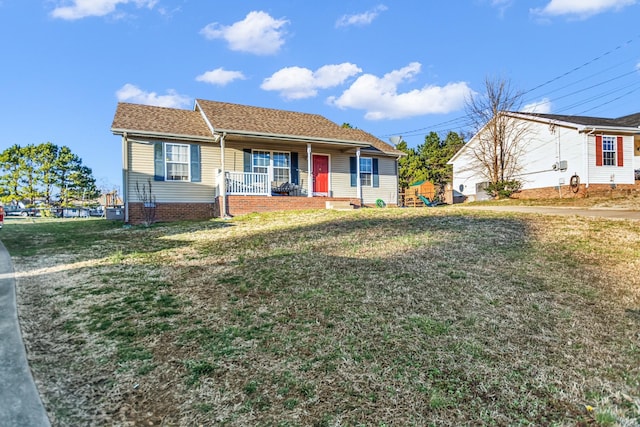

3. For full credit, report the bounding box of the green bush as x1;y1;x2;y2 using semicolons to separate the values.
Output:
485;180;522;199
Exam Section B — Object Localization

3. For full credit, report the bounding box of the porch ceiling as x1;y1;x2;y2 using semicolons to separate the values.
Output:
223;132;371;153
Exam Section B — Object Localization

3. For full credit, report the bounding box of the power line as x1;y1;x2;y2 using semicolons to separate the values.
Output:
378;35;640;142
521;36;638;96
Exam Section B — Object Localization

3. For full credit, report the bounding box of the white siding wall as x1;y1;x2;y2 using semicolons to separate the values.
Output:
452;120;636;199
514;124;585;190
587;135;635;185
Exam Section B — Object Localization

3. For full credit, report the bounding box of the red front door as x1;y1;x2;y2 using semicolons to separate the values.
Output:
312;155;329;194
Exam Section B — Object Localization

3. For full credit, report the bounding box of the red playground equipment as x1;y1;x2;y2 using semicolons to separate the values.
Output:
0;205;4;229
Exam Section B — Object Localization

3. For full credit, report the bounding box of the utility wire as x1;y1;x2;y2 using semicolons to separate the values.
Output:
378;35;640;142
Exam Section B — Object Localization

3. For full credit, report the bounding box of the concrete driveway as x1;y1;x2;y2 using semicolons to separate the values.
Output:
456;205;640;221
0;240;50;426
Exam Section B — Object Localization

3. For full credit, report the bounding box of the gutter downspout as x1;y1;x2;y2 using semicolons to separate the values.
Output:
585;128;596;189
220;133;227;217
122;132;129;223
356;148;362;204
307;144;312;197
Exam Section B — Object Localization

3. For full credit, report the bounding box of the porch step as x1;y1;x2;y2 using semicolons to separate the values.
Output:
325;201;354;210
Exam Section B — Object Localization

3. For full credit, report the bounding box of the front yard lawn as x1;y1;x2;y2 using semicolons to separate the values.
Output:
3;207;640;426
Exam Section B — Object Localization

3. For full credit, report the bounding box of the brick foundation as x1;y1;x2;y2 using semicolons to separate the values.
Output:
128;197;367;223
511;181;640;200
217;195;362;217
128;202;215;224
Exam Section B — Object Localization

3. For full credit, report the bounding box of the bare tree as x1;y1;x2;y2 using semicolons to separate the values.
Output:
465;77;530;197
135;179;157;226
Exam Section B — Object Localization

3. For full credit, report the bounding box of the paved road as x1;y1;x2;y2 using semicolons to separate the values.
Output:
0;239;50;426
457;205;640;220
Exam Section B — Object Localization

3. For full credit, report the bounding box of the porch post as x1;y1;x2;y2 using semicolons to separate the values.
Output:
307;143;312;197
220;133;227;217
356;148;362;203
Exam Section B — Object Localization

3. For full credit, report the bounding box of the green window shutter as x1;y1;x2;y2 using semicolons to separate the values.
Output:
291;152;299;184
350;156;357;187
190;144;201;182
373;158;379;188
243;149;252;173
154;142;164;181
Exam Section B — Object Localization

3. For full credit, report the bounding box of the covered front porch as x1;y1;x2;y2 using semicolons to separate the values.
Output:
219;171;308;197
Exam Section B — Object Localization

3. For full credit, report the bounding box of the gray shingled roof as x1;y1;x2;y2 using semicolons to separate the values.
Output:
514;111;640;128
112;99;402;156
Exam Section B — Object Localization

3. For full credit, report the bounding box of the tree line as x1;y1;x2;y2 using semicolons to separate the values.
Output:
396;131;466;200
396;77;529;200
0;142;99;206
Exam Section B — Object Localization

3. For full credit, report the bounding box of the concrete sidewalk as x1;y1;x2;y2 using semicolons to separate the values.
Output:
0;239;50;426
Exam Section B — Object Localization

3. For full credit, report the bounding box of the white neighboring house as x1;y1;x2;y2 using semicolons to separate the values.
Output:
449;112;640;201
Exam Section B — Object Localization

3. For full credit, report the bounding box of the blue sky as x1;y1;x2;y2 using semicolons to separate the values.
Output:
1;0;639;191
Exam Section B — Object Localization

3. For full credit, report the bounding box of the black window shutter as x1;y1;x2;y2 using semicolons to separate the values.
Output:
291;152;299;184
190;144;201;182
243;149;252;173
373;158;379;188
154;142;164;181
350;156;357;187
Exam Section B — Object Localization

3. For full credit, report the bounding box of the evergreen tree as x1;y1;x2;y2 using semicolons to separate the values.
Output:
0;144;23;204
0;142;99;205
35;142;60;205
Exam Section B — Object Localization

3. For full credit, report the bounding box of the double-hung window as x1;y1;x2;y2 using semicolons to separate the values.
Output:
602;136;616;166
273;152;290;182
252;151;290;182
360;157;372;187
165;143;189;181
252;151;270;175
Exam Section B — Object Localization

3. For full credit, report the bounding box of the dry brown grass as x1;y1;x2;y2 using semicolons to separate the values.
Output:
5;208;640;426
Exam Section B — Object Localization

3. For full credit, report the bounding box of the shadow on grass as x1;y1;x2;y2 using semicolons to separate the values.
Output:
7;209;639;425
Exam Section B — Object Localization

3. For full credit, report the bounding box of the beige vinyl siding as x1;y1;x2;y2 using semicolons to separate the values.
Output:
328;153;398;205
127;139;398;203
127;140;220;203
364;156;398;205
329;153;353;198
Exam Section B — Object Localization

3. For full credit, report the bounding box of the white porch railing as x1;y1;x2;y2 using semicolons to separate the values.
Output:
220;171;270;195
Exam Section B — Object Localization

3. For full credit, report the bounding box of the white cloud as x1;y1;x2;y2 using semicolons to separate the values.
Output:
522;98;552;113
196;68;246;86
491;0;513;17
531;0;636;18
200;11;288;55
51;0;157;20
328;62;472;120
115;84;191;108
336;5;388;28
261;63;362;100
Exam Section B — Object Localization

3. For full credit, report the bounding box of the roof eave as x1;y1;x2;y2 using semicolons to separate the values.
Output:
216;128;372;147
111;128;217;143
577;125;640;134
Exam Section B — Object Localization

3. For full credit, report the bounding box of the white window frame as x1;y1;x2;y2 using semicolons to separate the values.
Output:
252;150;291;183
165;143;190;181
602;136;616;166
360;157;373;187
252;150;270;175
